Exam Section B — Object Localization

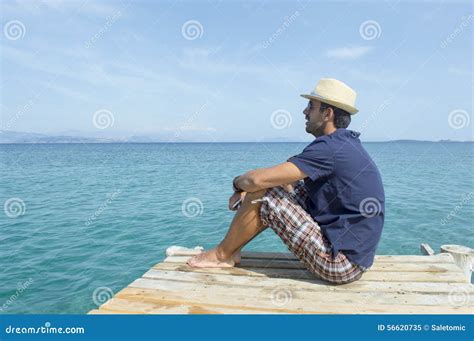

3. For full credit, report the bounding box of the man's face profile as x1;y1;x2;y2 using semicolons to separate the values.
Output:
304;100;329;137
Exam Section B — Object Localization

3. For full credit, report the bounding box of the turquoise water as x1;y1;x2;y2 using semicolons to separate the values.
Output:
1;142;473;314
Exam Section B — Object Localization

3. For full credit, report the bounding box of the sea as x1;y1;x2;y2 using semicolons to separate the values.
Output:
1;142;473;313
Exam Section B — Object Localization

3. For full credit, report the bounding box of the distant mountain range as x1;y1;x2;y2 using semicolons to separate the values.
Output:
0;130;309;143
0;130;215;144
0;130;472;144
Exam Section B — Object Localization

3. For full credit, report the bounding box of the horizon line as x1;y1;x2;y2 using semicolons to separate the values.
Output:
1;140;473;144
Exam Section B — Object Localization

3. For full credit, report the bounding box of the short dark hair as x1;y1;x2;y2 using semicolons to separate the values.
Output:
319;102;351;128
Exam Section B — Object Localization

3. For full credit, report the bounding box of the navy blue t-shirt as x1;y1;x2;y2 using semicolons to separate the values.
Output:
288;128;385;269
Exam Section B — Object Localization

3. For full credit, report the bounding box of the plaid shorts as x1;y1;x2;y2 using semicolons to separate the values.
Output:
259;181;366;284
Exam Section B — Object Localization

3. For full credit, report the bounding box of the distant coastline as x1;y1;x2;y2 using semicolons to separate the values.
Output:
0;131;472;144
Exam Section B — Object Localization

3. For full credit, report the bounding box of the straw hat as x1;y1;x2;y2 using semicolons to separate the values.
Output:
301;78;359;114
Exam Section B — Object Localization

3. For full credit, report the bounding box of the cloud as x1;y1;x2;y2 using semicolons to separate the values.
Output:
345;67;403;86
326;46;373;60
1;46;216;98
37;80;94;102
178;47;267;76
178;47;304;83
447;66;473;77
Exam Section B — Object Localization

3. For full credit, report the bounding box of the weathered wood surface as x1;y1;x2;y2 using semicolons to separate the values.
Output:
420;243;435;256
89;252;473;314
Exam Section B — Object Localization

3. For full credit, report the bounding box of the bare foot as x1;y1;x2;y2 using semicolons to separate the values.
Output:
187;248;235;268
233;250;241;264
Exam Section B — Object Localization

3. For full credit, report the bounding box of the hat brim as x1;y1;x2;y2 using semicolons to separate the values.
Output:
301;94;358;114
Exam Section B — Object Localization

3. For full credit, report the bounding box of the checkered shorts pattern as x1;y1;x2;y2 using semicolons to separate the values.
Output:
259;181;366;284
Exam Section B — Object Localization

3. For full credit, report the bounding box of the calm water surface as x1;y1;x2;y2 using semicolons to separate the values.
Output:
1;142;473;313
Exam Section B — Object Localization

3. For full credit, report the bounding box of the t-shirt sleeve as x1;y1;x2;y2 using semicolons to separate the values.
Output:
287;140;334;181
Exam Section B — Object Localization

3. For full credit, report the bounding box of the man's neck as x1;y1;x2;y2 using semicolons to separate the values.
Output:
323;125;337;136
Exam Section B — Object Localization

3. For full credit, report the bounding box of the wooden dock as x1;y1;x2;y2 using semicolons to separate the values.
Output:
89;251;473;314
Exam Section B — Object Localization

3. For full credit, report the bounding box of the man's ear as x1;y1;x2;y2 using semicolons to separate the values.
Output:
324;107;334;122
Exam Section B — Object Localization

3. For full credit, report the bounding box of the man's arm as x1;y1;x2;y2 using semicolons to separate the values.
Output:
233;162;307;193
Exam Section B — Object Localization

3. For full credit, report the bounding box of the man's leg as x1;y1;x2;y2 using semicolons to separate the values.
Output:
187;189;267;268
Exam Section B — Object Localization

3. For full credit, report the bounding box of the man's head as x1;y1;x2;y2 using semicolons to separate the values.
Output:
300;78;358;136
303;100;351;137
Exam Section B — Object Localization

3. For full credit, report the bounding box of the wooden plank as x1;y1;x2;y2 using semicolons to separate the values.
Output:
164;254;455;265
375;253;454;263
88;250;470;315
361;263;458;272
160;256;466;283
89;253;468;314
115;286;472;314
162;256;460;273
128;277;473;308
142;268;474;294
243;252;455;263
155;261;313;278
88;308;140;315
100;297;273;314
88;309;104;314
153;262;467;283
420;243;435;256
175;251;454;263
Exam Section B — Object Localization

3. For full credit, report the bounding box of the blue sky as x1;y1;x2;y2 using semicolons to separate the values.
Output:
1;0;472;141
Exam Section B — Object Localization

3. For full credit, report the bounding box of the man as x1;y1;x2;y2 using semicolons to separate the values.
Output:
188;78;385;284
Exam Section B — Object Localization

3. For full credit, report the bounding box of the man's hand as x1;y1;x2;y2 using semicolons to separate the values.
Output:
281;182;295;193
228;191;246;211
